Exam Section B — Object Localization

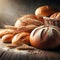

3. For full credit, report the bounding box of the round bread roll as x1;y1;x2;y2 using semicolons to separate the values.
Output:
2;34;14;43
12;32;30;45
14;18;43;28
20;14;37;20
30;25;60;49
35;5;55;17
50;12;60;19
50;12;60;28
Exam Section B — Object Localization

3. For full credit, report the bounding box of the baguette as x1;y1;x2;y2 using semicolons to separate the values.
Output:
0;29;17;37
12;32;30;45
4;25;38;33
0;25;37;37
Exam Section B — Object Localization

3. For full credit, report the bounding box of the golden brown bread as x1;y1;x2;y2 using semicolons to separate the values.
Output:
20;14;44;24
14;18;43;28
2;34;14;43
0;29;17;38
50;12;60;28
0;24;37;38
30;25;60;49
20;14;38;20
35;5;55;17
50;12;60;19
12;32;30;45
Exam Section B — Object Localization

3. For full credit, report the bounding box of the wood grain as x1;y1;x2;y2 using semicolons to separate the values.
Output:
0;39;60;60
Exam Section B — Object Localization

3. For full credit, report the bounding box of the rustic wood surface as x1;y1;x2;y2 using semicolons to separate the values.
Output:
0;39;60;60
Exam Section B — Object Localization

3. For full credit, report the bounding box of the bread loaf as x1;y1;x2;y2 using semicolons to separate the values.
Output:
35;5;55;17
12;32;30;45
0;29;17;38
50;12;60;28
30;25;60;49
2;34;14;43
14;18;43;28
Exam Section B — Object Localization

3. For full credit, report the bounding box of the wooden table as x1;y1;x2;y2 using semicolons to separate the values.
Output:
0;39;60;60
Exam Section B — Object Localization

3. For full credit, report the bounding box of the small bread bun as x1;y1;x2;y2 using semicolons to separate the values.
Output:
50;12;60;28
50;12;60;19
30;25;60;49
35;5;55;17
20;14;37;20
12;32;30;45
2;34;14;43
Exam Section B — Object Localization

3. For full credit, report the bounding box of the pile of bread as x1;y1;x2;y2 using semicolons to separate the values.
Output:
1;5;60;49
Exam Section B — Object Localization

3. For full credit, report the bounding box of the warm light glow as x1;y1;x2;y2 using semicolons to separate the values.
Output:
2;47;9;51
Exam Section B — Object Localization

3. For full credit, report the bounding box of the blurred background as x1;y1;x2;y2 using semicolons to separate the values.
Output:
0;0;60;25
